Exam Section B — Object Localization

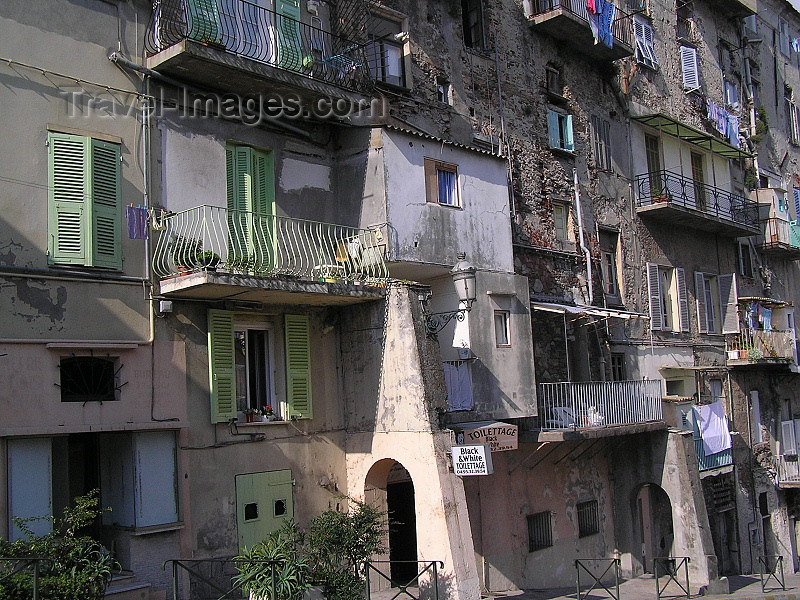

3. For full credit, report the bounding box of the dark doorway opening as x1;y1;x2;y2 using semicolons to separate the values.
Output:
387;480;418;585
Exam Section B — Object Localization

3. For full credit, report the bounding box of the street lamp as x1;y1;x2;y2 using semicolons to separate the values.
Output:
424;252;477;337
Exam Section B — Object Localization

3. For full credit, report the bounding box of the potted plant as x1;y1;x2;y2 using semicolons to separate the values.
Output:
243;408;259;423
198;251;221;271
233;522;310;600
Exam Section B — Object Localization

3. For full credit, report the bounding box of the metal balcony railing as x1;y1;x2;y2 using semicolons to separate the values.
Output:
538;380;663;431
727;329;796;361
636;170;759;229
759;217;800;250
153;205;388;283
694;439;733;471
526;0;633;47
145;0;373;94
776;454;800;485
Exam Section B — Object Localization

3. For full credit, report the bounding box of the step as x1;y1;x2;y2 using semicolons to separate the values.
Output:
104;581;151;600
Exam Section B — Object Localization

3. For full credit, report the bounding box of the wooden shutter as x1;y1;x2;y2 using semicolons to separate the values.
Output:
547;110;560;149
564;114;575;152
676;267;690;332
424;159;438;203
680;45;699;91
252;149;275;269
719;273;739;334
208;309;236;423
227;145;252;260
48;133;88;265
782;420;797;455
695;271;708;334
276;0;303;71
90;139;122;270
647;262;663;331
285;314;312;419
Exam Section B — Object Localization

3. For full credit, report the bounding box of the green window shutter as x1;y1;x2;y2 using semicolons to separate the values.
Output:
564;115;575;152
285;314;312;419
208;309;237;423
547;110;559;149
90;139;122;270
227;145;253;261
252;150;275;216
276;0;303;71
48;133;89;265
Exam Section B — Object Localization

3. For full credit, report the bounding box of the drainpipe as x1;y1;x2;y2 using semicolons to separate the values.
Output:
573;168;594;305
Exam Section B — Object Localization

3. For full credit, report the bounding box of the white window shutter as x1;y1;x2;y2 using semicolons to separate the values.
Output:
647;263;663;331
676;267;690;332
782;420;797;455
719;273;739;334
680;46;699;91
695;271;708;334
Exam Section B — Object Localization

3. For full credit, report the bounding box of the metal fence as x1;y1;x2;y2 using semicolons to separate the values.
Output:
760;217;800;251
145;0;373;94
538;380;663;431
636;170;759;229
526;0;633;47
654;556;690;599
152;205;388;283
776;454;800;485
363;560;443;600
0;557;49;600
575;558;620;600
757;555;785;592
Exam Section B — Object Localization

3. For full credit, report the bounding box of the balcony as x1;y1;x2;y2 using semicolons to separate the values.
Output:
635;170;760;237
776;455;800;488
755;218;800;259
726;328;796;367
145;0;372;101
152;205;389;305
523;0;634;62
694;439;733;472
537;380;665;440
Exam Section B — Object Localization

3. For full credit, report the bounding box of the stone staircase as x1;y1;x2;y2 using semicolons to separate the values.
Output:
104;571;166;600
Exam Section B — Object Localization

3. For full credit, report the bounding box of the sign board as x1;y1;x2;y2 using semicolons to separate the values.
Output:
451;444;493;476
452;421;518;452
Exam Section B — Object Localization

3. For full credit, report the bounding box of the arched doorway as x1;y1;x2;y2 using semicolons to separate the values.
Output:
635;483;674;573
365;459;418;586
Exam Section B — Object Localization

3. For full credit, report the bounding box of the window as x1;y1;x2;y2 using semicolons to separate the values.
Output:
591;115;612;171
724;79;739;110
546;66;563;96
793;188;800;219
744;14;757;35
633;16;658;69
48;132;122;269
647;263;689;332
788;100;800;146
494;310;511;347
59;356;119;402
424;159;459;206
695;272;738;334
680;45;699;91
752;79;761;108
436;77;451;104
610;353;626;381
644;134;663;196
527;511;553;552
780;18;791;57
577;500;599;537
553;202;569;242
366;13;406;87
208;310;312;423
547;110;574;152
738;242;754;279
235;326;277;416
461;0;485;49
599;230;620;301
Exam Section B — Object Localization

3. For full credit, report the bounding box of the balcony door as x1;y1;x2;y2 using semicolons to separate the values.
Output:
691;152;707;211
644;134;662;198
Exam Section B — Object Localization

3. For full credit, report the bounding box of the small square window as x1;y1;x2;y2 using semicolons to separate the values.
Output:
547;110;574;152
610;353;626;381
494;310;511;347
546;66;562;96
738;242;754;279
577;500;599;537
274;499;287;517
59;356;119;402
244;502;259;521
527;511;552;552
553;203;568;242
437;77;452;105
425;159;460;207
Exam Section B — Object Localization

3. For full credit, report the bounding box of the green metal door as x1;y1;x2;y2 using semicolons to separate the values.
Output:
235;469;293;549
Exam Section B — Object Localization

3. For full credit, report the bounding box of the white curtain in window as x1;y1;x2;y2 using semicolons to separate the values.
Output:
438;169;457;205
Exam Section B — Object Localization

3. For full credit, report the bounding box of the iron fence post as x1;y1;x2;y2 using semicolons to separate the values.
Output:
780;555;786;590
654;558;660;600
365;561;371;600
32;559;39;600
172;560;179;600
433;560;439;600
614;558;620;600
575;560;580;600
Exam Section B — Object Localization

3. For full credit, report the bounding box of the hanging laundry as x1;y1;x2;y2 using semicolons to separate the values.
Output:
588;0;601;43
587;0;597;14
763;307;773;331
126;205;149;240
588;0;615;48
793;37;800;52
748;301;759;330
693;400;732;456
727;113;740;148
